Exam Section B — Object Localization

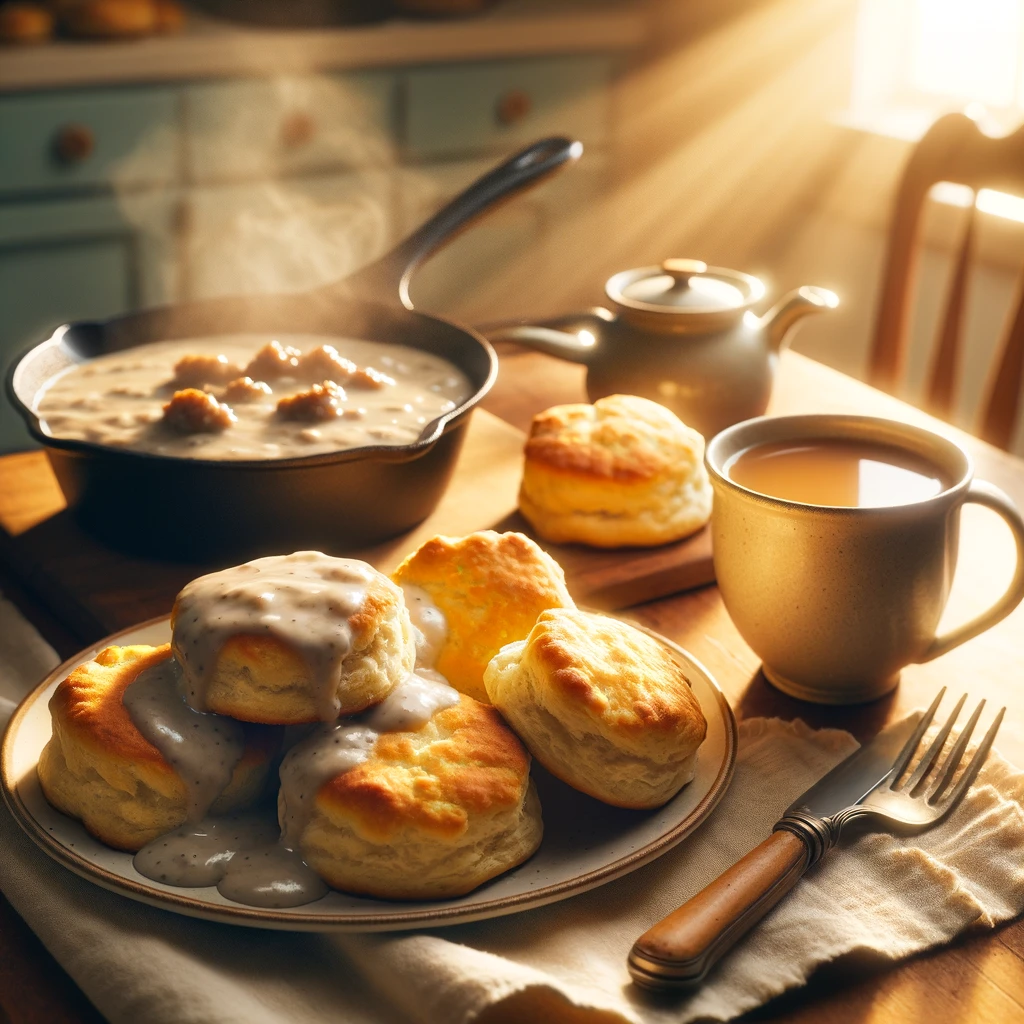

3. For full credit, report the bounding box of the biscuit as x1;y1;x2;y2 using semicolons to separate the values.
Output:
391;531;574;702
484;608;707;808
38;644;278;851
172;552;415;725
518;394;713;548
286;695;542;899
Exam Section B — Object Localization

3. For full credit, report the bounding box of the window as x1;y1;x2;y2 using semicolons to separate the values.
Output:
850;0;1024;139
847;0;1024;223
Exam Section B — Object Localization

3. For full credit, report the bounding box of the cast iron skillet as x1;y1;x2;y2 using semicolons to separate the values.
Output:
8;137;582;562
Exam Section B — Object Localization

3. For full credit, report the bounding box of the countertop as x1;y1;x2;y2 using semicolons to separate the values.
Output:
0;0;650;93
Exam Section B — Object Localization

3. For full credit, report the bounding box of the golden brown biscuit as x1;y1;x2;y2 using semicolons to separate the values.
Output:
287;695;542;899
38;644;278;851
519;394;713;548
484;608;707;808
172;553;415;725
391;531;574;702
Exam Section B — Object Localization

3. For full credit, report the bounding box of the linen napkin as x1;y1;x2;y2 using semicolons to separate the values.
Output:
2;592;1023;1024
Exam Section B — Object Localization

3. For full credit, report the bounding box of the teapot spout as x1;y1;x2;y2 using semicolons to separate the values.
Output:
759;286;838;353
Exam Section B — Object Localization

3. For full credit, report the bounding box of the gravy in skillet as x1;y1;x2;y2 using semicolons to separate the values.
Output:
35;333;473;460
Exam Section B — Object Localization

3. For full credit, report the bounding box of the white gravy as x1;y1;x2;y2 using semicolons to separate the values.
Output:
173;551;381;722
35;333;472;460
123;656;246;821
278;670;459;848
130;558;457;910
132;672;458;908
132;811;329;908
401;584;447;669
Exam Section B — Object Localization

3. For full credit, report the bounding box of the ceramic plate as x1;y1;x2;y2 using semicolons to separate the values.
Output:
2;616;736;932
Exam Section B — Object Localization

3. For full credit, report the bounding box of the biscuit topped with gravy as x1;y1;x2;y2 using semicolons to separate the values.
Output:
519;394;713;548
172;552;415;725
39;644;278;851
283;689;542;899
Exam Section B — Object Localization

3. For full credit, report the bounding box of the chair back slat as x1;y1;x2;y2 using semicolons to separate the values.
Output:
926;207;975;418
981;289;1024;449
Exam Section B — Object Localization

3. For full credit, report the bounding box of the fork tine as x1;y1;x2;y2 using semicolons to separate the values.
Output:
931;704;1004;806
927;698;984;803
887;687;946;787
903;692;968;793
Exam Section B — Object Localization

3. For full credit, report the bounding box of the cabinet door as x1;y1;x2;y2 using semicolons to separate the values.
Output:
0;195;177;453
0;87;180;197
403;56;612;160
184;73;396;185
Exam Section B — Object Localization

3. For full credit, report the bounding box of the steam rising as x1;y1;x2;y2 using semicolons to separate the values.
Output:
114;74;394;302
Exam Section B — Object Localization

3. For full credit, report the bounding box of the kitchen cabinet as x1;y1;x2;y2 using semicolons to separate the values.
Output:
0;87;180;197
0;47;620;452
404;56;610;159
183;73;396;184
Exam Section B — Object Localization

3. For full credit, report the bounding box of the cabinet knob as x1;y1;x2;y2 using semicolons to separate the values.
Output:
495;90;532;126
53;123;95;164
280;111;317;149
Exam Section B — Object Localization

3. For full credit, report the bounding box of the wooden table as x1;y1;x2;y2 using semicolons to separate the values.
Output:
2;347;1024;1024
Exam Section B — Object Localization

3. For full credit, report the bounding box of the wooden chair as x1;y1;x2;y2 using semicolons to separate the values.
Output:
869;112;1024;449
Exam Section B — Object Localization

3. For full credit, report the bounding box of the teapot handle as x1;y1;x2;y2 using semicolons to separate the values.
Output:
478;308;614;364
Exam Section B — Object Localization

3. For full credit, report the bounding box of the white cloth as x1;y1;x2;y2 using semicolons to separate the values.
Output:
1;592;1022;1024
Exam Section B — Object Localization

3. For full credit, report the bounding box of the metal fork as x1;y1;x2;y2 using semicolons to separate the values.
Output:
847;688;1007;831
628;690;1005;989
840;688;1006;834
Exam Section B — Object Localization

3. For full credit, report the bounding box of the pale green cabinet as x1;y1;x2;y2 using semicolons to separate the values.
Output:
183;73;396;183
0;87;180;196
403;56;610;158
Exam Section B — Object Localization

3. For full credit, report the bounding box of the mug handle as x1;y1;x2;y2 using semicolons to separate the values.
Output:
920;479;1024;663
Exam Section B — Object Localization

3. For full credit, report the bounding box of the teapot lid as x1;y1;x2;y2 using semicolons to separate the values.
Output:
606;260;765;328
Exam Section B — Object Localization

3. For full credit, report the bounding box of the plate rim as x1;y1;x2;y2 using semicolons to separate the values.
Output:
2;614;737;931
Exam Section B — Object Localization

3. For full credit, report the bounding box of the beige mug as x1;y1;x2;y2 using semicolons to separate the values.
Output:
705;414;1024;704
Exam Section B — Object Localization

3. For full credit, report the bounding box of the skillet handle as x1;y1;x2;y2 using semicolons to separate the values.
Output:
340;137;583;308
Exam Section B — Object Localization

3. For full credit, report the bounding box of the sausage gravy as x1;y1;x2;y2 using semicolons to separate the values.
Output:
35;333;472;460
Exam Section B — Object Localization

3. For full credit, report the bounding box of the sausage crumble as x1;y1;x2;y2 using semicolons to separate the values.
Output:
276;380;347;422
245;340;302;380
173;354;243;388
162;388;237;433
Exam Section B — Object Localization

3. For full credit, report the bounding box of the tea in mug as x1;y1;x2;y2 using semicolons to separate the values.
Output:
725;438;949;507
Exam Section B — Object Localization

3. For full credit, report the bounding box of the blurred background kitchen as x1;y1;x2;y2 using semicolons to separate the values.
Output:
2;0;1022;453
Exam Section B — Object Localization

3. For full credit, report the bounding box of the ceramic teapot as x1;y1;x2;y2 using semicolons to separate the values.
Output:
485;259;838;439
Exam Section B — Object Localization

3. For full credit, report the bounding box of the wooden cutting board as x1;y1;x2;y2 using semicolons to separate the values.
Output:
0;410;714;644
